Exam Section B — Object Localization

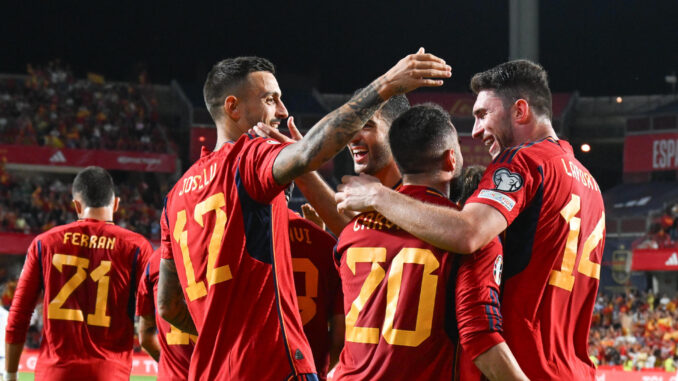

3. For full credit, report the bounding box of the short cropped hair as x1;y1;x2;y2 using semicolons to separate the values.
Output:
379;94;410;124
470;60;553;120
388;103;458;174
450;165;486;205
72;166;115;208
203;56;275;120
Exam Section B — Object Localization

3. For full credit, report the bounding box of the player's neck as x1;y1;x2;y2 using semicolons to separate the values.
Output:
214;121;244;151
521;118;557;143
373;162;401;188
402;171;450;196
78;207;114;223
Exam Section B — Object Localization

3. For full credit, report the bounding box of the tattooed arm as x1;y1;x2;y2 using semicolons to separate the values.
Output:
271;48;451;185
158;258;198;336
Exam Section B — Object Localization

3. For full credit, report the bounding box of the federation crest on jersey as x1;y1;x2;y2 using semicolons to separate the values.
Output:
493;168;523;192
493;255;503;286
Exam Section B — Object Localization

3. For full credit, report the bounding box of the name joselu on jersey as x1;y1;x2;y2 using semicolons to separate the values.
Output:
179;163;218;196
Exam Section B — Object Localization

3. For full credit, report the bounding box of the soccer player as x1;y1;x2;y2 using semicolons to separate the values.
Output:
336;60;606;380
137;248;195;381
289;209;343;381
4;166;153;381
332;104;525;380
255;94;409;236
157;50;451;380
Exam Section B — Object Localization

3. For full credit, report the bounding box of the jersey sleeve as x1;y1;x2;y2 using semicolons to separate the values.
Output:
6;238;44;344
160;205;173;261
238;137;292;204
455;237;505;360
136;263;155;317
136;238;154;287
466;151;539;225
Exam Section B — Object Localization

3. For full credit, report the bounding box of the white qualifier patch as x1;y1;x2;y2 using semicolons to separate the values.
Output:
493;255;503;286
492;168;523;192
478;189;516;211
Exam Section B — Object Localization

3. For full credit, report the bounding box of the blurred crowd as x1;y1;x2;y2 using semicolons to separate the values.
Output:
0;174;163;240
633;204;678;250
0;60;169;153
589;290;678;371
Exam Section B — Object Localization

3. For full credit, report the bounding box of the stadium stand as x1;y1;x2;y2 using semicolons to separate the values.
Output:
0;60;170;153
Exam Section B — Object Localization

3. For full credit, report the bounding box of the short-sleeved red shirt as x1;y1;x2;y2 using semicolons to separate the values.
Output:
333;185;504;380
467;138;605;381
161;135;316;380
137;248;194;381
6;219;152;381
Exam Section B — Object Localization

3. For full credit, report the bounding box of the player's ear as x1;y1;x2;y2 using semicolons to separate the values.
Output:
72;199;82;215
224;95;240;120
443;149;456;172
513;99;530;124
113;196;120;213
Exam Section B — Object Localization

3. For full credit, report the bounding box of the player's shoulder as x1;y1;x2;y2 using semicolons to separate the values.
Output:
33;220;79;243
289;212;337;245
105;223;152;249
492;137;569;167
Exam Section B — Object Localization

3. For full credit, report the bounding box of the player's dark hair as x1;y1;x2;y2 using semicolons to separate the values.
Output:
450;165;486;205
470;59;552;120
203;56;276;120
352;89;409;124
72;166;115;208
388;103;458;174
379;94;410;124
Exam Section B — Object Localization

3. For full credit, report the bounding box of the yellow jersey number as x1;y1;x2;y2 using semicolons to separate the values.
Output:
292;258;319;325
47;254;112;327
345;247;439;348
172;192;232;301
549;193;605;291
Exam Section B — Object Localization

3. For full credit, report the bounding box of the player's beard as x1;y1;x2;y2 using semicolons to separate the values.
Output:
356;143;392;176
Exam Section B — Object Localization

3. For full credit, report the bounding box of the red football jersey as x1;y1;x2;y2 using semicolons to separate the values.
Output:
137;249;195;381
333;185;504;381
289;211;342;381
161;135;316;380
467;138;605;381
6;219;152;381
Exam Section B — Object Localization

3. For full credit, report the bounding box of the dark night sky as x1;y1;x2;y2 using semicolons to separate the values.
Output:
2;1;678;96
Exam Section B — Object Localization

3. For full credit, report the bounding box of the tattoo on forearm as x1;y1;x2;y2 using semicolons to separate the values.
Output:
274;80;385;184
158;259;198;336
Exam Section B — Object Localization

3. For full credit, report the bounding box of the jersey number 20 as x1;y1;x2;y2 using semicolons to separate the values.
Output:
345;247;439;348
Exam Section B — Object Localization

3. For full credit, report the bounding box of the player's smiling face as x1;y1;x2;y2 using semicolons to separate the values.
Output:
240;71;288;129
348;111;393;175
472;90;515;159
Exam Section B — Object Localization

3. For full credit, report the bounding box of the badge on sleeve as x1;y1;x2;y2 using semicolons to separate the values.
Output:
492;168;523;192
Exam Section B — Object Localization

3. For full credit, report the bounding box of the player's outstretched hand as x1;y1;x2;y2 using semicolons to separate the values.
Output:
335;173;382;214
378;47;451;99
252;116;304;144
301;203;326;230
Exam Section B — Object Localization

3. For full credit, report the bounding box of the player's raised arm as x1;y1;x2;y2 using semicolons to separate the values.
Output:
271;48;451;185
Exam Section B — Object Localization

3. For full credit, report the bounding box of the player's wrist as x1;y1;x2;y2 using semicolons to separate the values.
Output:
372;75;393;101
3;371;17;381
